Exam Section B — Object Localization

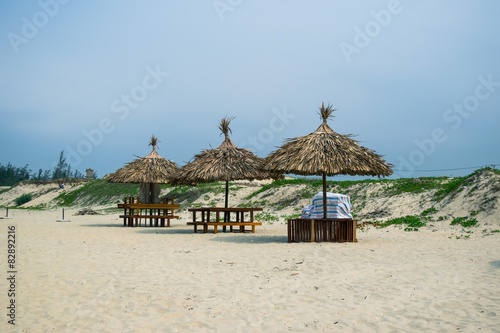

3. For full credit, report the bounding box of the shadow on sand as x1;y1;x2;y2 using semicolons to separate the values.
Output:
209;235;288;244
137;227;289;241
490;260;500;269
80;224;288;241
81;223;193;234
82;224;195;234
137;228;196;235
81;223;124;228
80;223;190;232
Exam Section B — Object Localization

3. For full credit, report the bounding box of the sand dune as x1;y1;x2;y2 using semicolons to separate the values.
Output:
1;170;499;228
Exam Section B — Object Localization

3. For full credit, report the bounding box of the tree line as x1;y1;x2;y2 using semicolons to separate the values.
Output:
0;151;96;186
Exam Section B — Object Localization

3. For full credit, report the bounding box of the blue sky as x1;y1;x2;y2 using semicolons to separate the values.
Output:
1;0;499;179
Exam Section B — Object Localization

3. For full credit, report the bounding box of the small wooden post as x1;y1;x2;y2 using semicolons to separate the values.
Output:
56;208;71;222
0;207;13;219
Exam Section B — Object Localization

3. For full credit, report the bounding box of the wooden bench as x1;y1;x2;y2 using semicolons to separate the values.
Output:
187;221;262;234
187;207;263;233
118;197;180;227
119;213;179;227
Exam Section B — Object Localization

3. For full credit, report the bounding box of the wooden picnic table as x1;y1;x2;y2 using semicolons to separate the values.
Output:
187;207;263;233
118;197;180;227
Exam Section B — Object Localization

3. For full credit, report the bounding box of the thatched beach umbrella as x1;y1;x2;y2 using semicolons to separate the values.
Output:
107;135;180;203
261;103;393;218
172;117;278;208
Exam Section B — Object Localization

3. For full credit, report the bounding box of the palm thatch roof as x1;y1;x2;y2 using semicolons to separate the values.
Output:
261;103;393;219
261;103;393;177
171;117;277;186
107;135;180;184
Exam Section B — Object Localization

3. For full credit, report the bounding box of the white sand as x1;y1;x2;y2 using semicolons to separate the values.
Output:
1;209;499;332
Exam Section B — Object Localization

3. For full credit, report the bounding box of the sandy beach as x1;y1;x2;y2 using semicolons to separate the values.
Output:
1;209;498;332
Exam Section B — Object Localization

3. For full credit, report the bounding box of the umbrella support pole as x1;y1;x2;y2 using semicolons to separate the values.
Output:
322;173;327;219
223;180;229;232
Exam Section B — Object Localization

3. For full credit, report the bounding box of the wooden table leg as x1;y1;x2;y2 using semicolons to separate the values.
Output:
287;219;291;242
192;211;198;233
310;219;315;242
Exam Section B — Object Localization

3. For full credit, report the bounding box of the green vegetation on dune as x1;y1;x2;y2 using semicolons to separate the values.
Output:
376;215;426;231
54;179;140;206
164;182;242;208
331;179;385;192
433;177;465;201
421;207;438;216
433;167;499;201
384;177;448;196
245;178;322;199
451;216;478;228
56;167;500;209
1;167;497;214
245;178;381;201
375;212;480;233
255;212;280;223
482;166;500;175
281;213;302;221
243;172;487;206
243;174;472;212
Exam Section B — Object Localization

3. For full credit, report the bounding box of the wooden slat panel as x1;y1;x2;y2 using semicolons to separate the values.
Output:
287;218;357;243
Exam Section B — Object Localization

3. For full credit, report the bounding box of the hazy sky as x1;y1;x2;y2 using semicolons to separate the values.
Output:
1;0;499;179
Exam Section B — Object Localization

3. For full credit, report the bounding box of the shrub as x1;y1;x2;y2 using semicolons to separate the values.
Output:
377;215;426;231
421;207;438;216
451;217;478;228
15;193;32;206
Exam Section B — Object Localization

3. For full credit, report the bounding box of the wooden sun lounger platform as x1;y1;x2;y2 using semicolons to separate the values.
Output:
287;218;357;243
118;197;180;227
187;207;263;234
